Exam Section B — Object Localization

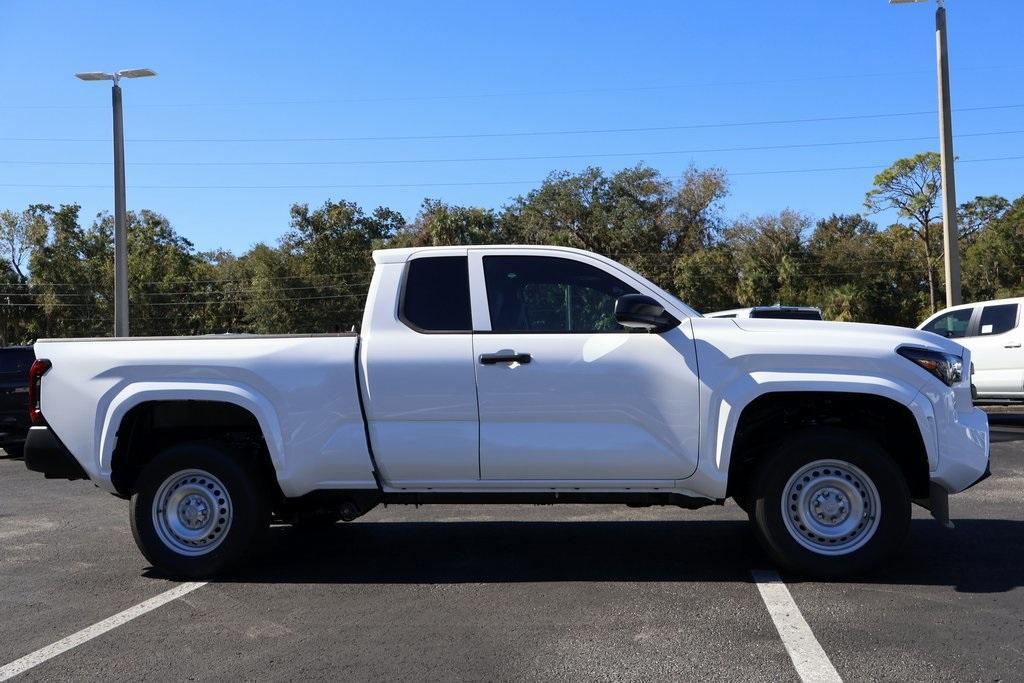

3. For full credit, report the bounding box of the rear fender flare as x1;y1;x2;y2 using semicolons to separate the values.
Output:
97;381;286;479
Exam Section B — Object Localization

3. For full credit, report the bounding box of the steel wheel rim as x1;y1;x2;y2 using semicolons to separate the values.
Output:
152;468;233;556
781;459;881;556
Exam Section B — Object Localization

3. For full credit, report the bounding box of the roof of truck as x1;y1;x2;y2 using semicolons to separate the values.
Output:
372;244;598;264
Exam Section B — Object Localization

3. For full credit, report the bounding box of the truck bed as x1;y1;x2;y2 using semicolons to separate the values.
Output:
34;334;376;496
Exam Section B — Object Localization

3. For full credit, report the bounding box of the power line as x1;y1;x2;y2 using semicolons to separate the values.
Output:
4;129;1023;167
0;180;541;190
3;64;1022;110
2;153;1021;190
3;103;1023;144
0;268;376;289
2;292;370;307
0;281;373;298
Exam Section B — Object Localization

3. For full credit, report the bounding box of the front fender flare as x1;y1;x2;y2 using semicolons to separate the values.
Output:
686;372;935;500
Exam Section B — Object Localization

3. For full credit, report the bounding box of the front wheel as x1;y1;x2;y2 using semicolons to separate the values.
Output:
748;428;910;576
130;441;270;579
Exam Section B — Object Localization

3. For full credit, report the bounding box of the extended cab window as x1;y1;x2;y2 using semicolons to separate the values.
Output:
400;256;471;332
978;303;1018;335
922;308;972;339
483;255;638;333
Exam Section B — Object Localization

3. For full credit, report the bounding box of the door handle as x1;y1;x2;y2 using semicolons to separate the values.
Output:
1004;342;1022;348
479;351;532;365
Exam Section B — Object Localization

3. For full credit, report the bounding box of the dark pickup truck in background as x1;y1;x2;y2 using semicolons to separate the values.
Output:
0;345;34;457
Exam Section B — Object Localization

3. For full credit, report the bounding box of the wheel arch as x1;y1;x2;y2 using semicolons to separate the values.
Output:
102;383;285;498
724;390;932;503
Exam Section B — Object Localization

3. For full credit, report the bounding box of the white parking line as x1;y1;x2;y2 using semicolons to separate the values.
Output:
751;569;842;683
0;582;207;681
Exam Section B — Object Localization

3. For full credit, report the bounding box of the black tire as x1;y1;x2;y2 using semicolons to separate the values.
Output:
748;427;910;577
130;441;270;579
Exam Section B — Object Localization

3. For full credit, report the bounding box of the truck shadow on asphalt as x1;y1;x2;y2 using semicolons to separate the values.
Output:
180;517;1024;594
987;413;1024;443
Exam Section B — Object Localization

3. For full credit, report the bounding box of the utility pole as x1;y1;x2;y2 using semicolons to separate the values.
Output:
75;68;157;336
890;0;961;308
935;1;961;307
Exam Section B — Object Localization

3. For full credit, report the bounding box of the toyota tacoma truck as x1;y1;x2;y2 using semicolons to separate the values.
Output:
24;246;990;578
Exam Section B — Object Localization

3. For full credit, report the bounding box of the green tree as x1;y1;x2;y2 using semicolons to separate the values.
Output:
391;199;499;247
27;204;112;339
962;196;1024;301
500;164;728;292
957;194;1010;245
279;199;404;332
726;210;811;307
865;152;944;313
673;246;738;313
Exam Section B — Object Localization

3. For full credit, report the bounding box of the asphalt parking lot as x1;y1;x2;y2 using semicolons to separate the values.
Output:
2;415;1023;681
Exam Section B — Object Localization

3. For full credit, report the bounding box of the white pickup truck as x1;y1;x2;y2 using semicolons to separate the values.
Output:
25;246;990;578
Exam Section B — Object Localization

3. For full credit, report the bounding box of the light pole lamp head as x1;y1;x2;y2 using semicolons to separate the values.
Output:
75;69;156;84
116;68;157;79
75;72;115;81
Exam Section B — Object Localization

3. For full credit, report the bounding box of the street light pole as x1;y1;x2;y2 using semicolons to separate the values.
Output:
75;68;156;337
111;82;129;337
890;0;961;308
935;2;961;307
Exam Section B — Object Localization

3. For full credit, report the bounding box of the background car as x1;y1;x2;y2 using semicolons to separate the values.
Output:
704;305;824;321
0;345;35;457
918;297;1024;402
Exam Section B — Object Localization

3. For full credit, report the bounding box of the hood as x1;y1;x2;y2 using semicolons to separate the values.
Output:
693;317;966;357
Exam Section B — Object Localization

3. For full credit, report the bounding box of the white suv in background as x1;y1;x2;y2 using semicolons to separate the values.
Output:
918;297;1024;400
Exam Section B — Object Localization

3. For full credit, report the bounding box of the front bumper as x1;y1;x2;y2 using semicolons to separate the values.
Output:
24;426;87;480
929;401;990;493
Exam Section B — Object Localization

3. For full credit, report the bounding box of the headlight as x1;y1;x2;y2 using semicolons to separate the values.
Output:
897;346;963;386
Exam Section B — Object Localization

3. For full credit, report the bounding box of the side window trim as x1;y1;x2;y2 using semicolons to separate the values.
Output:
965;307;980;337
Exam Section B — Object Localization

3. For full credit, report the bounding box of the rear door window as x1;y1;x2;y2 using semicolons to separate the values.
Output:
921;308;973;339
399;256;472;332
978;303;1019;336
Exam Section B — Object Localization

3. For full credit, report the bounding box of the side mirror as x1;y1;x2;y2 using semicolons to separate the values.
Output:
614;294;680;333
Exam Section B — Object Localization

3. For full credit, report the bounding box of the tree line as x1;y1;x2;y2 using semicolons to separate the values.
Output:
1;151;1021;344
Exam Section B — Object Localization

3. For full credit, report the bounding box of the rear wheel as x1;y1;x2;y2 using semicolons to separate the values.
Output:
130;441;269;579
748;428;910;576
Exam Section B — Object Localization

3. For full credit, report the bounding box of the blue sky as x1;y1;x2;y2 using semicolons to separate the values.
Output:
1;0;1022;255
